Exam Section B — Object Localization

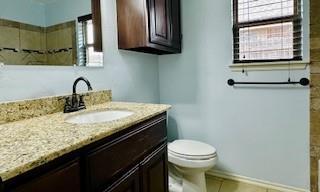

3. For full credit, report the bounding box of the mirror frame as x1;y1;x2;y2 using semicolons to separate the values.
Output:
92;0;103;52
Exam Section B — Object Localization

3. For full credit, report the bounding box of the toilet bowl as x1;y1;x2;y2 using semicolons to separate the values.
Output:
168;140;217;192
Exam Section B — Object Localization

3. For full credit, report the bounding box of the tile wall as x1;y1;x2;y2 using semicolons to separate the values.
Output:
310;0;320;191
0;18;76;66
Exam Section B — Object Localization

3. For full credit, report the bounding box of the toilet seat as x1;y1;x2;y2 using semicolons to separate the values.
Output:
168;140;217;159
168;150;218;169
168;150;216;160
168;140;217;169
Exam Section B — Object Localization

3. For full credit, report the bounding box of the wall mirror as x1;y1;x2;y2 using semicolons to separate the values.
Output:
0;0;103;67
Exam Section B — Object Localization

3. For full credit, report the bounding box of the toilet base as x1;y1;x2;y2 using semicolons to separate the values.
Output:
169;175;183;192
168;140;217;192
182;172;207;192
169;164;208;192
169;172;208;192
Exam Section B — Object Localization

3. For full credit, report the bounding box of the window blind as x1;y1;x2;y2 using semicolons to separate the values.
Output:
233;0;303;63
78;14;92;66
77;14;103;67
78;21;87;66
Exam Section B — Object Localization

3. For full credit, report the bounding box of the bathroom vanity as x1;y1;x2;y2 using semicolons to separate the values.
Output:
0;96;170;192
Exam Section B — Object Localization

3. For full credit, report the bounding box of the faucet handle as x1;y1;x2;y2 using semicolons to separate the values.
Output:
78;95;87;109
64;97;72;113
79;95;84;103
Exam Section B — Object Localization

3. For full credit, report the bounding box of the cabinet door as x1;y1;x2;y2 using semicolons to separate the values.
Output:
104;166;139;192
141;144;168;192
11;160;81;192
170;0;181;50
148;0;172;47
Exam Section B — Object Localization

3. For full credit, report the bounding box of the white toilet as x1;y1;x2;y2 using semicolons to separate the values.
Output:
168;140;217;192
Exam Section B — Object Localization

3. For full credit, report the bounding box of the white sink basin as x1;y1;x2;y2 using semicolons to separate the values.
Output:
65;110;134;124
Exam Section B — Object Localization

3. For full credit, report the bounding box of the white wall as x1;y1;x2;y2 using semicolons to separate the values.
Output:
159;0;310;189
0;0;160;103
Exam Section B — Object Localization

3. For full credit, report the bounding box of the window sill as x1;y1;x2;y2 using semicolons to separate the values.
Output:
229;61;309;72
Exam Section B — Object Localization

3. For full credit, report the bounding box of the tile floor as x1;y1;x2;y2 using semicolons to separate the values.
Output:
206;175;283;192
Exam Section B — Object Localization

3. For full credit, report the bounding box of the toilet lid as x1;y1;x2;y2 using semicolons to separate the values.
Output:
168;140;217;158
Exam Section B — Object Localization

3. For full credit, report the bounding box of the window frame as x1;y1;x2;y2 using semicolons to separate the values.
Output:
232;0;303;63
78;14;94;66
78;14;103;67
78;14;94;54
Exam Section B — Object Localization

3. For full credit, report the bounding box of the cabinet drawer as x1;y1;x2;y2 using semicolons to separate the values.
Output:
10;159;81;192
86;117;167;192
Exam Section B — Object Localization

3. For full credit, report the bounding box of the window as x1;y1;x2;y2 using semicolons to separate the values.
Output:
233;0;303;63
78;14;103;67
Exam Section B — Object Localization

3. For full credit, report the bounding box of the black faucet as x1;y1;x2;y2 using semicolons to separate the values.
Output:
64;77;93;113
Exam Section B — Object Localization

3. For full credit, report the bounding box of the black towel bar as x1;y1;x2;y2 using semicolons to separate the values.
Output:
227;78;310;86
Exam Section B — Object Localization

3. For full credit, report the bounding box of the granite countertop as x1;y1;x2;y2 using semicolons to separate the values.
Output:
0;102;171;182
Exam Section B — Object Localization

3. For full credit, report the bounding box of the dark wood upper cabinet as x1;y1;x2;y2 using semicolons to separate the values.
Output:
148;0;172;47
116;0;181;54
170;0;182;50
92;0;103;52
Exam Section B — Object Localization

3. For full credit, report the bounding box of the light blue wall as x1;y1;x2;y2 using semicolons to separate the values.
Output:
0;0;160;103
45;0;91;26
0;0;46;26
0;0;310;189
159;0;310;190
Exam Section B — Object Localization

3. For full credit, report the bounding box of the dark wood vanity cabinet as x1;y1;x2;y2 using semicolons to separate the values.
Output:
10;160;81;192
106;166;140;192
106;145;168;192
2;113;168;192
116;0;181;54
141;144;168;192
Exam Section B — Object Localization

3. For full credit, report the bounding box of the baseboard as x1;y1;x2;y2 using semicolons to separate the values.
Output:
207;169;309;192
